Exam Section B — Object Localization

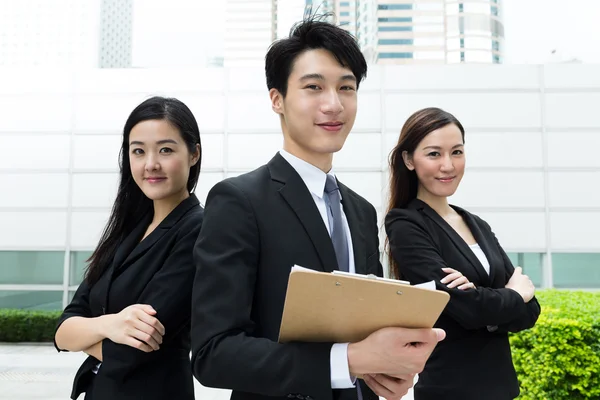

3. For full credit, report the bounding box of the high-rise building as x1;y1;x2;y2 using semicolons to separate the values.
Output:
99;0;133;68
224;0;276;67
334;0;504;64
0;0;101;67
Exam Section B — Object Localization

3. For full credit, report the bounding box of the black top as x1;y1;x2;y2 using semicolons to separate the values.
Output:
385;199;541;400
55;194;203;400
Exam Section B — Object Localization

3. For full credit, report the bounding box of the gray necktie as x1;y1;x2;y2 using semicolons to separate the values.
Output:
325;176;362;399
324;175;349;272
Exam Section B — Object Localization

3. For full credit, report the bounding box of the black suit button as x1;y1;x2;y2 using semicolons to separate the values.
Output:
296;395;305;400
287;395;295;399
305;397;313;400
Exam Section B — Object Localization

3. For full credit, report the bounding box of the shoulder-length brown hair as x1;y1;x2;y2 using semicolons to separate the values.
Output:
386;107;465;279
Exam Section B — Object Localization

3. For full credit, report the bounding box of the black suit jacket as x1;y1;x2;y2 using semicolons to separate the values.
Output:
385;199;541;400
55;195;203;400
191;153;383;400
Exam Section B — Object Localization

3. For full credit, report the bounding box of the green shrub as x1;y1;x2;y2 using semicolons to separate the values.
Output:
511;290;600;400
0;309;61;342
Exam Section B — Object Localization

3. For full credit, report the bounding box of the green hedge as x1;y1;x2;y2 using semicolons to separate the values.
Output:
0;309;61;342
511;290;600;400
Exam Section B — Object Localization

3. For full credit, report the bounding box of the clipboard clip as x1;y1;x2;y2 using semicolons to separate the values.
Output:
332;270;411;285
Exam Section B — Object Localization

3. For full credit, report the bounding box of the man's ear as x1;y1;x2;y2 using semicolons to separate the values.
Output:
269;88;284;115
402;150;415;171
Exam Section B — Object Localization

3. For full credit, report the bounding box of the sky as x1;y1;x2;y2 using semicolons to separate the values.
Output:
502;0;600;63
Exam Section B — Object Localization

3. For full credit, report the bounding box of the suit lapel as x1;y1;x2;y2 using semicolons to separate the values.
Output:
414;200;491;285
459;210;498;284
116;194;200;273
268;153;338;273
338;182;367;275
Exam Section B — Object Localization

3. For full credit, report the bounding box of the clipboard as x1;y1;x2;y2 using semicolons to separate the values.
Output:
278;266;450;343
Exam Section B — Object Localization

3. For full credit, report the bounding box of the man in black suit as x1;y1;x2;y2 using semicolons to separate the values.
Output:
191;16;445;400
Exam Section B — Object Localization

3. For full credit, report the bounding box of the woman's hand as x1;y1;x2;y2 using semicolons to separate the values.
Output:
441;267;476;290
103;304;165;352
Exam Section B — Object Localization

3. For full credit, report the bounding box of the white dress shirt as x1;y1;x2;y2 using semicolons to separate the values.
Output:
469;243;491;275
279;149;356;389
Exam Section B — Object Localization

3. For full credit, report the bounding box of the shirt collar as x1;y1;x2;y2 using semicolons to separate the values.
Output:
279;149;339;200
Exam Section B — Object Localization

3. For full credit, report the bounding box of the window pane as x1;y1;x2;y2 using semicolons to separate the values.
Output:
70;251;93;286
552;253;600;288
0;251;64;284
506;253;543;287
0;290;63;310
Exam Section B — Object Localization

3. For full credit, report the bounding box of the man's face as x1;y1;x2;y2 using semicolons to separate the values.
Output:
270;48;358;169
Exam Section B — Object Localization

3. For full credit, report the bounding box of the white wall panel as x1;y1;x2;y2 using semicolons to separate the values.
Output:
383;65;540;90
227;94;280;131
450;171;545;208
196;172;225;205
201;134;224;169
475;211;547;250
384;93;541;130
0;211;67;248
0;173;68;208
354;93;382;131
70;211;109;248
335;172;383;208
227;133;282;169
72;173;119;208
74;68;226;93
544;64;600;89
0;134;70;170
547;132;600;168
0;95;72;132
335;133;382;169
73;135;122;170
465;132;543;168
545;93;600;128
174;94;226;132
551;212;600;251
548;172;600;208
73;94;149;134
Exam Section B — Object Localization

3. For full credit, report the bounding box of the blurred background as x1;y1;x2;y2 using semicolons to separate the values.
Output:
0;0;599;310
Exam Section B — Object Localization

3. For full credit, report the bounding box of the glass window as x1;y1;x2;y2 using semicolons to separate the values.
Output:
378;26;412;32
378;17;412;23
552;253;600;288
0;290;63;310
378;39;413;45
0;251;64;284
378;4;412;10
493;54;501;63
378;52;413;59
506;253;543;287
340;11;350;17
340;1;350;6
70;251;93;286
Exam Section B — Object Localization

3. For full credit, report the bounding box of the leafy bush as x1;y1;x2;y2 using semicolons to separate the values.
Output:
511;290;600;400
0;309;61;342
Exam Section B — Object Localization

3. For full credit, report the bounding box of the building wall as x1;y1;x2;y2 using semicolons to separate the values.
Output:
0;0;101;67
224;0;276;67
1;64;599;310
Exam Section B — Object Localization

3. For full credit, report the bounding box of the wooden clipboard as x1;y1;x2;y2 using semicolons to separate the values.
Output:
278;266;450;343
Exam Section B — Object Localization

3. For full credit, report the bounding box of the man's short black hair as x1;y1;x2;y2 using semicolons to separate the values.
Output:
265;13;368;98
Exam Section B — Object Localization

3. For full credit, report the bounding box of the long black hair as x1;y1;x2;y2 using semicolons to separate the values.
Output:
84;96;202;285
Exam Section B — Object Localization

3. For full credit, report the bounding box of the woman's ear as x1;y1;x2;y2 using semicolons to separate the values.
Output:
190;143;201;166
402;150;415;171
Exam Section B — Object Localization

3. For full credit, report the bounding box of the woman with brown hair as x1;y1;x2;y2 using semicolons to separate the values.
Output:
385;107;541;400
